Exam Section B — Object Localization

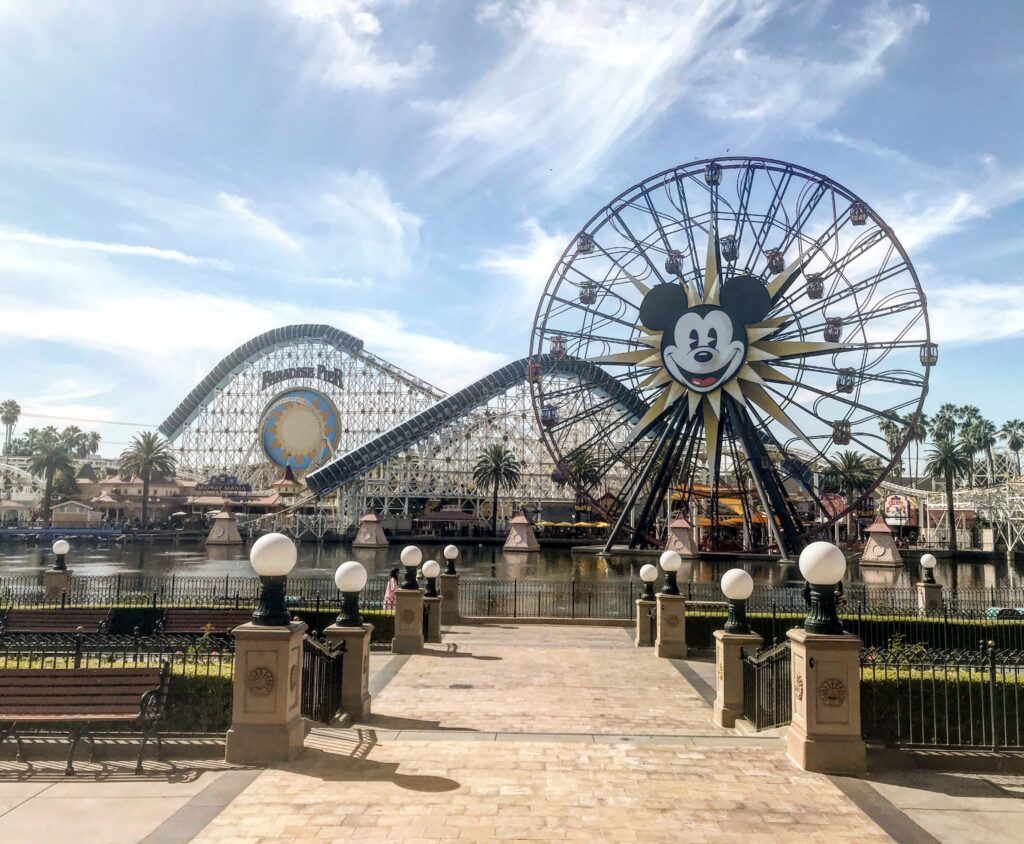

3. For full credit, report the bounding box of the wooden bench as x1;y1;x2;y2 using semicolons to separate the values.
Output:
155;608;250;636
0;608;112;635
0;665;170;774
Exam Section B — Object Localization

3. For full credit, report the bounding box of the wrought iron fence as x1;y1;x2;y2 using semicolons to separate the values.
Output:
741;640;792;730
301;633;345;724
0;630;234;675
458;578;638;619
861;644;1024;749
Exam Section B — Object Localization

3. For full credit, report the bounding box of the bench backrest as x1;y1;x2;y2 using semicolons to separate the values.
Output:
158;608;251;634
1;609;112;634
0;668;165;718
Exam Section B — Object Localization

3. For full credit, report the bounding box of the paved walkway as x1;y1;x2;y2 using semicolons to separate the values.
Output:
4;624;1024;842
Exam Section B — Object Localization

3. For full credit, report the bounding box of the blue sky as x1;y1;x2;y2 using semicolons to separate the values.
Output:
0;0;1022;456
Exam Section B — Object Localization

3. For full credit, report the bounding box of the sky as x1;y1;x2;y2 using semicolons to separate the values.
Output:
0;0;1023;457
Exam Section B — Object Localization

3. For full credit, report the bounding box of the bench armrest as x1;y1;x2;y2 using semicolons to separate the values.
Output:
138;662;172;725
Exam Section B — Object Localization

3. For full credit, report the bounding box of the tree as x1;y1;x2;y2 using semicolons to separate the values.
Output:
925;438;971;553
969;418;998;481
84;431;101;456
820;450;876;538
472;444;522;536
878;418;903;478
119;431;176;525
1001;419;1024;477
1;400;20;454
904;411;928;482
930;404;959;441
566;446;602;491
28;430;74;523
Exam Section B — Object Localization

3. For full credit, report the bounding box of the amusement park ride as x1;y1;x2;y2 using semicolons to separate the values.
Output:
124;155;1024;554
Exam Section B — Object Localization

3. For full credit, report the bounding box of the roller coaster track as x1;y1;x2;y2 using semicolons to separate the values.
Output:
305;354;650;497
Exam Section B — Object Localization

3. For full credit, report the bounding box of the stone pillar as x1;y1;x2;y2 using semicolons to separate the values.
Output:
43;569;72;601
226;620;306;764
423;596;442;643
916;581;943;612
786;629;866;775
438;574;460;624
504;511;540;552
655;593;686;659
323;623;373;720
635;599;656;647
391;589;424;654
352;513;389;548
713;629;762;727
206;509;243;546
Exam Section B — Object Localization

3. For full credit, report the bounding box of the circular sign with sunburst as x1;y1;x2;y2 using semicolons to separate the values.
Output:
260;389;340;472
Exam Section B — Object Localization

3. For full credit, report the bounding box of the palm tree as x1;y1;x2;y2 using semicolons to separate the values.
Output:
119;432;176;525
566;446;602;491
925;438;971;553
820;450;875;538
970;418;998;482
878;418;903;478
1;400;20;453
904;411;928;482
28;431;74;523
472;444;522;536
930;404;959;441
1000;419;1024;477
84;431;101;456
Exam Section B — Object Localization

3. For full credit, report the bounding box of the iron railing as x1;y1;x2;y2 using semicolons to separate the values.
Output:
0;630;234;675
861;644;1024;749
741;640;792;730
301;633;345;724
458;578;638;619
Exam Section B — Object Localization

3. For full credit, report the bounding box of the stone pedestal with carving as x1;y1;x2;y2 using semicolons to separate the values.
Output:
439;574;460;624
423;596;442;643
859;514;902;566
917;581;943;612
655;593;686;659
635;599;656;647
391;589;424;654
786;629;866;775
713;629;762;727
665;516;698;557
226;620;306;764
43;568;72;601
206;509;243;546
352;513;389;548
323;623;373;720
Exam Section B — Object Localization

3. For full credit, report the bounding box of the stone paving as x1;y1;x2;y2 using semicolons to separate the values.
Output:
192;624;890;843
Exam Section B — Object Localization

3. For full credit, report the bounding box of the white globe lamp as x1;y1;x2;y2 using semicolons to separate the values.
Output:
920;553;937;585
249;532;297;626
443;544;459;574
659;549;682;595
334;561;368;627
639;563;658;601
400;545;422;589
422;560;441;597
52;539;70;571
721;569;754;634
798;541;847;635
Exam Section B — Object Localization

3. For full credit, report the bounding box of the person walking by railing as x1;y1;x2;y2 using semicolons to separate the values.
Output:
383;567;399;610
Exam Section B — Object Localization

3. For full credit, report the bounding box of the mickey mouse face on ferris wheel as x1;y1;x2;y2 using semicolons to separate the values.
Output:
639;276;771;394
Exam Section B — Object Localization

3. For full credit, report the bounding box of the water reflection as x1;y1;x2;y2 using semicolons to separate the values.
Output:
0;539;1019;589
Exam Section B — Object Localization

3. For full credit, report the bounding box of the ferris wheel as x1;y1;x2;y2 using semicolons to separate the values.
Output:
528;157;936;555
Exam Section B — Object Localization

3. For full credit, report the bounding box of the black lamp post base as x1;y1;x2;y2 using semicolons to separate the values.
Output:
402;565;419;590
723;599;751;635
804;585;844;635
336;591;363;627
252;576;291;626
661;571;680;596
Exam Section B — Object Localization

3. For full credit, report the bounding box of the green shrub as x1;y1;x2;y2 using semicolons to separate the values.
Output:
164;671;233;733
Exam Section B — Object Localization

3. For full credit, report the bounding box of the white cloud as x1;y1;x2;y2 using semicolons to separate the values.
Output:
476;218;567;309
424;0;927;194
928;280;1024;346
270;0;432;91
0;228;232;269
217;193;302;252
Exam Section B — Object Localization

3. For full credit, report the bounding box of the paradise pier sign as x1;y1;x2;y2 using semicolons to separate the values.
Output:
261;364;345;391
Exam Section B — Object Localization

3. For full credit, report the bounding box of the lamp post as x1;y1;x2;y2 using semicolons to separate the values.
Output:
334;560;368;627
920;552;937;585
799;541;846;635
422;560;440;598
400;545;422;590
249;532;297;626
443;544;459;575
639;563;658;601
52;539;70;572
721;568;753;635
659;549;682;595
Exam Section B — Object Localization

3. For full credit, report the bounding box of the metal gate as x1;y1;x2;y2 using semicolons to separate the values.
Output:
742;640;792;730
302;634;345;724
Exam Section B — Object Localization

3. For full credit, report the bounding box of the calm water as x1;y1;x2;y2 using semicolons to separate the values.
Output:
1;539;1020;591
